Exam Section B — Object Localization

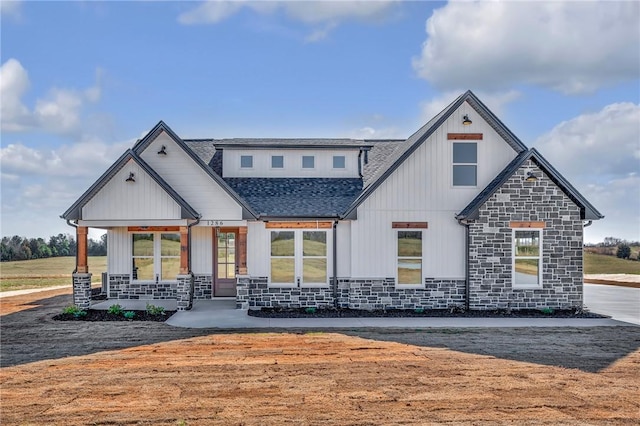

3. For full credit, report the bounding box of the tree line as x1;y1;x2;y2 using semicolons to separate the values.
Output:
1;233;107;262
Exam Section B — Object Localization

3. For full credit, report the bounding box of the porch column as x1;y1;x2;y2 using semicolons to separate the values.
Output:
238;226;247;275
76;226;88;273
179;226;189;275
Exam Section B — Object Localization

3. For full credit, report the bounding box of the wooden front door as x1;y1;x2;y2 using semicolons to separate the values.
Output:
214;228;238;297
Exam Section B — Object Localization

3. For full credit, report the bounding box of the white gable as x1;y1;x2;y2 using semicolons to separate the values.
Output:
140;131;243;221
82;158;183;220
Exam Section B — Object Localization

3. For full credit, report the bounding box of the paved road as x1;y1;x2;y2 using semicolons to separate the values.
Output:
584;283;640;325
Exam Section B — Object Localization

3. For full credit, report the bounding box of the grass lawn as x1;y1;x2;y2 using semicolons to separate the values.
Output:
0;256;106;291
584;252;640;275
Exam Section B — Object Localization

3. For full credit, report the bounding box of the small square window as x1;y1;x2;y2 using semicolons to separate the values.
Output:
302;155;315;169
240;155;253;168
333;155;345;169
271;155;284;168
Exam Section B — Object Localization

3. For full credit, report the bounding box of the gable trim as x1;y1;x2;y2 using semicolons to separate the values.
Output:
61;150;199;221
342;90;528;220
132;121;258;219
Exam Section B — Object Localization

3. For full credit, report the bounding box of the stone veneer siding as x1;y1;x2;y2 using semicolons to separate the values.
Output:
108;274;177;300
467;160;583;310
236;276;465;310
72;273;92;309
176;274;194;311
193;274;213;300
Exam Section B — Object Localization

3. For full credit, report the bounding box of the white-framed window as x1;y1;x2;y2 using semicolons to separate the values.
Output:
270;230;328;287
132;233;180;281
397;230;422;286
240;155;253;168
512;229;542;288
452;142;477;186
333;155;345;169
271;155;284;169
302;155;315;169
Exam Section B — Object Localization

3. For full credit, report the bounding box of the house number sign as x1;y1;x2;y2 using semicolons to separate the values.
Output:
205;220;225;226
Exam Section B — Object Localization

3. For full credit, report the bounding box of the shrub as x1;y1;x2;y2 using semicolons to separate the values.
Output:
123;311;135;320
304;307;317;314
145;303;166;316
540;307;554;315
62;305;87;318
617;244;631;259
107;304;124;315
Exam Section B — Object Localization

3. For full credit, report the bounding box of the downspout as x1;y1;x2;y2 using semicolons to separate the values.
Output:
66;219;79;274
357;150;363;178
583;220;593;228
186;216;201;310
332;219;338;308
457;218;471;311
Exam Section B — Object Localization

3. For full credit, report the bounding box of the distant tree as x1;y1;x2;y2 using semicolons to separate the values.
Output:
616;244;631;259
603;237;622;247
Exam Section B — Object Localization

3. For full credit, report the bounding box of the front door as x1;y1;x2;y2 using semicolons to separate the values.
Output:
214;228;238;297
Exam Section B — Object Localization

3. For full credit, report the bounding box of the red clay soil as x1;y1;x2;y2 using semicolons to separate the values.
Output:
1;288;639;425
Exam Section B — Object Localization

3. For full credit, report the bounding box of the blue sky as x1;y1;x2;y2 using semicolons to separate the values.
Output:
1;0;639;244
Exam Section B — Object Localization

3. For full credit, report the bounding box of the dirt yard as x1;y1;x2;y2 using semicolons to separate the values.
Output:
1;289;639;425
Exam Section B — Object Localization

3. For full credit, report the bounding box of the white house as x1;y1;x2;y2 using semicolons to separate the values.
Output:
62;91;603;311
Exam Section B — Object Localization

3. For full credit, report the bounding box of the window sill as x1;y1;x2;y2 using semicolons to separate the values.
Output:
395;284;426;290
512;285;542;290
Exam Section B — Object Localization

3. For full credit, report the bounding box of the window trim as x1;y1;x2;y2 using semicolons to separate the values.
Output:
131;232;180;283
240;155;253;169
332;155;346;169
452;142;478;187
301;155;315;169
271;155;284;169
512;228;543;289
269;229;329;288
395;229;424;289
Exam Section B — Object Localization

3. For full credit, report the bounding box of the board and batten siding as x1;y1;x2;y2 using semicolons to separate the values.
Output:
107;227;131;274
223;149;360;178
82;159;183;220
336;221;351;277
140;132;242;220
351;103;517;279
190;226;213;274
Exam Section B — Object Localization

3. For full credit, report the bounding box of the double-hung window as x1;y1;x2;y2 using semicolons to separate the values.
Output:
132;233;180;281
512;229;542;288
397;231;422;286
270;230;328;286
452;142;477;186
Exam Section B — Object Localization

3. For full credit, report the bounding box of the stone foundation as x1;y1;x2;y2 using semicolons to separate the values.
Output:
72;273;92;309
237;277;335;309
193;274;213;300
108;274;177;300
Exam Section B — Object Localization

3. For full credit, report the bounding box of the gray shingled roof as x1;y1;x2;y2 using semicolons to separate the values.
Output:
224;178;363;218
456;148;604;221
210;138;371;148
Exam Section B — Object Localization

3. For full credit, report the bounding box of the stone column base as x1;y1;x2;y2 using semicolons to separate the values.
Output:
72;273;92;309
176;274;193;311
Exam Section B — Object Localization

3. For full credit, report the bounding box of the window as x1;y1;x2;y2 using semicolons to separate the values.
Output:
240;155;253;168
217;231;236;279
453;142;477;186
270;230;328;286
333;155;345;169
302;155;315;169
397;231;422;285
132;233;180;281
271;155;284;169
513;229;542;287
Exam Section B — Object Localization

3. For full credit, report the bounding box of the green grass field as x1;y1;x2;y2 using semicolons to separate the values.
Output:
0;256;106;292
584;252;640;275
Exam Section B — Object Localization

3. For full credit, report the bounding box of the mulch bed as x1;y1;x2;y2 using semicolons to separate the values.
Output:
249;307;608;319
53;310;176;322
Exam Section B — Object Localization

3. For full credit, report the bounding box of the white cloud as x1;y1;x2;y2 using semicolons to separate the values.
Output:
413;1;640;94
533;103;640;243
0;59;102;135
534;102;640;178
178;0;399;41
420;89;521;121
0;1;22;19
348;126;404;140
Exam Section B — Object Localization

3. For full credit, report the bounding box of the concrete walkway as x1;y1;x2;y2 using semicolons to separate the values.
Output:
164;299;634;329
584;283;640;325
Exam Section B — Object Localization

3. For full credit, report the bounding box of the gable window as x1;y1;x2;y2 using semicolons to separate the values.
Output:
397;231;422;286
513;229;542;288
270;230;328;286
240;155;253;168
271;155;284;169
132;233;180;281
333;155;346;169
302;155;315;169
453;142;477;186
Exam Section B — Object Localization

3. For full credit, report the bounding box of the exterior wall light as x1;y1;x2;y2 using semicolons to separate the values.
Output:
525;171;538;182
462;114;472;125
157;145;167;155
125;172;135;182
